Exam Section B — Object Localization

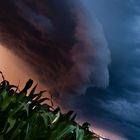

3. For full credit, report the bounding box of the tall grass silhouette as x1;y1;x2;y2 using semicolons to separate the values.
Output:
0;72;101;140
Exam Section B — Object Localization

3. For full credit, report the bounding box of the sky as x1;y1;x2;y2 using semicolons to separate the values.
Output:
0;0;140;139
0;45;46;90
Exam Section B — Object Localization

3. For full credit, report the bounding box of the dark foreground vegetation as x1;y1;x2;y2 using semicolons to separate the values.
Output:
0;73;101;140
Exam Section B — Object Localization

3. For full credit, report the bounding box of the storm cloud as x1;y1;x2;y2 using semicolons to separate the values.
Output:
1;0;140;139
66;0;140;139
0;0;110;98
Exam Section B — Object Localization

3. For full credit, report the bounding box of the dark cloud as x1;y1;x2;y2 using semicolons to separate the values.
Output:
64;0;140;139
5;0;140;139
1;0;140;139
0;0;110;98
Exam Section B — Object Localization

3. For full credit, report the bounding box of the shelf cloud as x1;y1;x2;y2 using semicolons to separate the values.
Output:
0;0;110;98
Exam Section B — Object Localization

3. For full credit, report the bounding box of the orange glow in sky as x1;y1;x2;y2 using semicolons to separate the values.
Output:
0;44;46;91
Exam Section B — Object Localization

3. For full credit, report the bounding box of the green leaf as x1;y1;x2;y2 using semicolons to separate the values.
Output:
5;117;16;134
50;123;75;140
76;125;84;140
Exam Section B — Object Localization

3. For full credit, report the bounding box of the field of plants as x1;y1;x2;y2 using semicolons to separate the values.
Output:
0;72;101;140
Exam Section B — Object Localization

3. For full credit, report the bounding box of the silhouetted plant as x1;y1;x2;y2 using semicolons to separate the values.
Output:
0;72;100;140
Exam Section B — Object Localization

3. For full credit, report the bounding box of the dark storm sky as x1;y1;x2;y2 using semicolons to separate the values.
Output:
68;0;140;139
0;0;110;96
0;0;140;139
